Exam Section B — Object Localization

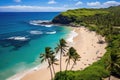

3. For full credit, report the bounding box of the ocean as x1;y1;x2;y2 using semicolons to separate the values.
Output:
0;12;71;80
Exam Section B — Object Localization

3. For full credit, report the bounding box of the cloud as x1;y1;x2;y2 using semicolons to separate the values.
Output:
48;0;57;4
103;1;120;7
14;0;21;3
87;1;120;8
87;1;101;7
75;1;83;6
0;5;76;12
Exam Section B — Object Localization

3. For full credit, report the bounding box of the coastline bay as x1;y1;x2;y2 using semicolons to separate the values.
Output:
0;12;71;80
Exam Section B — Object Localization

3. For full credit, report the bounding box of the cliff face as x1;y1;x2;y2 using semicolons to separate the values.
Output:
52;14;75;24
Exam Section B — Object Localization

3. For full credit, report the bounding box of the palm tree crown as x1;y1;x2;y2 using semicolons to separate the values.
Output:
55;39;68;72
66;47;80;70
50;55;58;75
40;47;54;80
71;52;80;70
55;39;68;55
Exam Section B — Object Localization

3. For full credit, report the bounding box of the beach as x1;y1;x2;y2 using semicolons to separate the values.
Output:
8;26;107;80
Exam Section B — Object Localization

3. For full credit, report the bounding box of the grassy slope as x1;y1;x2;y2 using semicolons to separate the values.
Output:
52;8;109;24
62;9;108;17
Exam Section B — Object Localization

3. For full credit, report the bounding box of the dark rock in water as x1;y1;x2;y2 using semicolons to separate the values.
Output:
36;21;67;26
2;43;11;47
0;39;30;50
39;21;53;25
0;40;12;47
11;39;30;50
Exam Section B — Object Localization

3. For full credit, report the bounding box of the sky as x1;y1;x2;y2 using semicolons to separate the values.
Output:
0;0;120;12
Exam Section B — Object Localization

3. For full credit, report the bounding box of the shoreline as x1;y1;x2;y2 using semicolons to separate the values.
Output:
7;26;107;80
7;26;76;80
7;62;48;80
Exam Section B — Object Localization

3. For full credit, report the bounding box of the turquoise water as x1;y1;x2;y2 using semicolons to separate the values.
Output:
0;12;71;80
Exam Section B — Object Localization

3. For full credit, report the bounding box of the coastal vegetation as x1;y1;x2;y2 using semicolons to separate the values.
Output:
106;53;120;80
66;47;80;71
55;39;68;80
40;39;80;80
55;39;68;72
40;47;55;79
52;6;120;80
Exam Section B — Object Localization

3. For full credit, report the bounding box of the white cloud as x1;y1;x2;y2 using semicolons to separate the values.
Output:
14;0;21;3
87;1;120;8
87;1;101;7
0;5;76;12
103;1;120;7
75;1;83;6
48;0;57;4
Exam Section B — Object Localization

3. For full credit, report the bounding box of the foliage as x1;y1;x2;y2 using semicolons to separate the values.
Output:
40;47;55;79
66;47;80;70
52;6;120;27
53;6;120;80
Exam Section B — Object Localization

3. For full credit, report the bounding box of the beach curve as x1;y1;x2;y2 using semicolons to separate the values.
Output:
8;26;107;80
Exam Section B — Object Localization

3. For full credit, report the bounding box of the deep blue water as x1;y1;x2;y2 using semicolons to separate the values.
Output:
0;12;71;80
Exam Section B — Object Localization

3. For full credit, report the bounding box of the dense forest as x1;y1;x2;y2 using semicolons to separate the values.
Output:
52;6;120;80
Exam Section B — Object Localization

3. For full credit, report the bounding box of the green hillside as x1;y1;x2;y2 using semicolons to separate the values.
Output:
53;6;120;80
52;6;120;26
52;8;109;24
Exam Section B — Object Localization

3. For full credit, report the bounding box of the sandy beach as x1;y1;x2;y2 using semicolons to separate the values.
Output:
8;26;107;80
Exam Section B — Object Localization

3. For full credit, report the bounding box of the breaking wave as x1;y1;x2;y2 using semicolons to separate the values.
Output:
29;30;43;35
29;20;50;26
29;20;53;27
7;36;29;41
44;25;53;27
46;31;56;34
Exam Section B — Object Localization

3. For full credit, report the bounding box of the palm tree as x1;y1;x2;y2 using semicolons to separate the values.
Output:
108;24;113;44
55;39;67;72
71;53;80;70
106;53;120;80
40;47;54;80
50;55;58;75
66;47;78;70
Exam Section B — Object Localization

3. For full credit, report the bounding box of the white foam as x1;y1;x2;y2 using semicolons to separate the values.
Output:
29;20;50;26
30;30;43;35
44;25;53;27
29;22;39;25
7;61;47;80
8;36;29;41
66;29;78;43
46;31;56;34
29;20;53;28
